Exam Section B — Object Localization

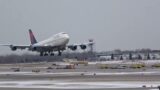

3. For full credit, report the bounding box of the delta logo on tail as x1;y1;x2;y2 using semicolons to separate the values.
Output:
29;29;37;45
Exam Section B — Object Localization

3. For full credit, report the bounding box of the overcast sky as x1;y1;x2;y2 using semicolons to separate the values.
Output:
0;0;160;55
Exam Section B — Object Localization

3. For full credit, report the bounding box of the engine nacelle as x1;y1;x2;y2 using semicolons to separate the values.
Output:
80;45;87;50
31;47;37;51
11;46;17;51
69;46;77;51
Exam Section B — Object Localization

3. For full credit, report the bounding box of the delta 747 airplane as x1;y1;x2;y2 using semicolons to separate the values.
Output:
1;29;93;56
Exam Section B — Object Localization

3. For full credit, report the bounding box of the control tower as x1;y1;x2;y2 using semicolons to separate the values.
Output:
88;39;95;53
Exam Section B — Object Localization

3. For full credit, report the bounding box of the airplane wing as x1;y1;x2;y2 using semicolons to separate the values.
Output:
0;44;30;50
0;43;65;52
67;41;94;51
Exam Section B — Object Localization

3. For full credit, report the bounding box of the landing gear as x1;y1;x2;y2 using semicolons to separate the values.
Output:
44;53;48;56
39;51;62;56
39;52;48;56
39;52;55;56
50;53;54;56
58;51;62;56
40;52;43;56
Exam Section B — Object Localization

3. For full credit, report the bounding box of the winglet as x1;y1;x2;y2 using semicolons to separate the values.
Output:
29;29;37;45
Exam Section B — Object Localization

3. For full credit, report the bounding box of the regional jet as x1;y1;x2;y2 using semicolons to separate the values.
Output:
1;29;92;56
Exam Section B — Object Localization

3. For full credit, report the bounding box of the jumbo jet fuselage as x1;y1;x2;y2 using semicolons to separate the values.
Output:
34;32;69;47
29;32;70;56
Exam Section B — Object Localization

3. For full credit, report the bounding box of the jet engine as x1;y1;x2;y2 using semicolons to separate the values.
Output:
80;45;87;50
11;46;17;51
31;47;37;51
68;46;77;51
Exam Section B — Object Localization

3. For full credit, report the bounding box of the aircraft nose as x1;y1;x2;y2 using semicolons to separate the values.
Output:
64;34;69;39
64;34;69;43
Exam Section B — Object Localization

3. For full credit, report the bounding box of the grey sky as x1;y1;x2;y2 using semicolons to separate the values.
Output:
0;0;160;55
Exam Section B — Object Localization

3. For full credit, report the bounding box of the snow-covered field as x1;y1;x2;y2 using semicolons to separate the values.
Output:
0;80;159;89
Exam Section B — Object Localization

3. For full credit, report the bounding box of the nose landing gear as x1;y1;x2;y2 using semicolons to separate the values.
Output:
39;52;59;56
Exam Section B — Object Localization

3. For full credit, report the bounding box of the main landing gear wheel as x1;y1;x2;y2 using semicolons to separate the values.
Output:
40;52;48;56
40;52;43;56
44;53;48;56
58;51;62;56
50;53;54;56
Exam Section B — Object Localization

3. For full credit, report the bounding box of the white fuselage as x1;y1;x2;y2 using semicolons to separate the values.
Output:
33;32;70;47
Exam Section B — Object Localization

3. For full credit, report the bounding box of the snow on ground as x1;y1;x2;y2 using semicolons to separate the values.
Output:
0;80;159;89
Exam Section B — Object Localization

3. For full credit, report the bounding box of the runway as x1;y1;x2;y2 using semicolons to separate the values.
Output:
0;71;159;90
0;61;160;90
0;80;159;90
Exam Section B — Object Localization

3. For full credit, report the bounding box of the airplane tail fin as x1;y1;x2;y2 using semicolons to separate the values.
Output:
29;29;37;45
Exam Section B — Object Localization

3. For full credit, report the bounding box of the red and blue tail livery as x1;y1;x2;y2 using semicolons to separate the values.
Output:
29;29;37;45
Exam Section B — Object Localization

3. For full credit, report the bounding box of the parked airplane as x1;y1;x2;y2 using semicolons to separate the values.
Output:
1;29;92;56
